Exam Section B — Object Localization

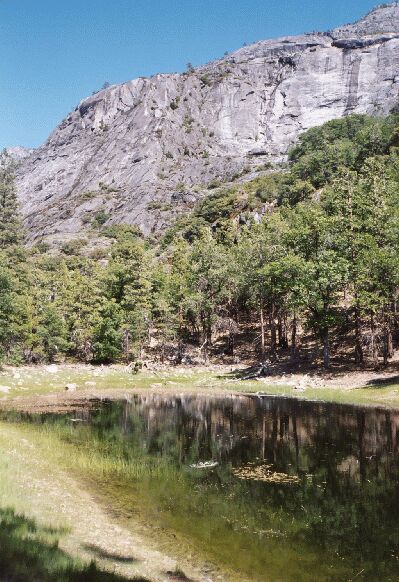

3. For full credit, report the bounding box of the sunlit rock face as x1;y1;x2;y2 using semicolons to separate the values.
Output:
5;147;33;161
15;4;399;243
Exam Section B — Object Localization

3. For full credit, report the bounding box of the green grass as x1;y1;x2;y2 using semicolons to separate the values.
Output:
240;381;399;408
0;365;219;398
0;421;153;581
2;363;399;410
0;419;221;581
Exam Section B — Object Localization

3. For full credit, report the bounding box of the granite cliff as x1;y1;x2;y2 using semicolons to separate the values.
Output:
15;4;399;243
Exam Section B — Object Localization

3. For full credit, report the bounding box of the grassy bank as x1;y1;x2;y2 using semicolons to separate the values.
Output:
248;380;399;408
0;422;151;581
0;420;205;581
1;363;399;410
0;364;203;397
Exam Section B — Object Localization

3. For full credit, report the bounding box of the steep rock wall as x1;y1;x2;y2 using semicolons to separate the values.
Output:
16;4;399;243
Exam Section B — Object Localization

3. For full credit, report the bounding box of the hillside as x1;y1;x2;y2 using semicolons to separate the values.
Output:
1;110;399;370
13;3;399;244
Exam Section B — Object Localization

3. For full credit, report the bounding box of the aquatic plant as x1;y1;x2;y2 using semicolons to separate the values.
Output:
232;462;300;484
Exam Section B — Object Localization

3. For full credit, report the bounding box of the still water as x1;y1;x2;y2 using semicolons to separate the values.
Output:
24;395;399;580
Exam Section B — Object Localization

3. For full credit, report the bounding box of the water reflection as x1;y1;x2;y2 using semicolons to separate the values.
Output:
116;394;399;481
27;395;399;580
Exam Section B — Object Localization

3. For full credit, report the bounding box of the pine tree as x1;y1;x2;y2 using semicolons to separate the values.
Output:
93;300;123;363
0;267;15;363
0;152;23;249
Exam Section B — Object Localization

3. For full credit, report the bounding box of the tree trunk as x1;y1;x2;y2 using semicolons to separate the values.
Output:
370;314;379;368
322;329;330;369
291;315;298;363
382;326;393;366
383;334;388;366
269;305;277;360
228;329;234;356
201;338;209;363
354;305;363;366
260;305;266;357
200;316;210;363
386;305;394;359
388;327;394;358
278;315;288;348
176;340;184;364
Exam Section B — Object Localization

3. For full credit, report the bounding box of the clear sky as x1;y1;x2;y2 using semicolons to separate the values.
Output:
0;0;379;149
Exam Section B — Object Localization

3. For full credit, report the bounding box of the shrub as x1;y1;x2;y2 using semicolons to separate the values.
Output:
92;211;108;228
60;239;87;256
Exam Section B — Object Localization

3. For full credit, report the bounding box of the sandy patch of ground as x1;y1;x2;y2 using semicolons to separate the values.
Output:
258;368;399;390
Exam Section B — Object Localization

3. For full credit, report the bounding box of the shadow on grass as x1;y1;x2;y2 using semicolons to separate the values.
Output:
218;364;269;381
364;375;399;388
0;507;148;581
83;542;138;564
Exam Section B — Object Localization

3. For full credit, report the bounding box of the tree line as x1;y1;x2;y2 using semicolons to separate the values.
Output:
1;113;399;368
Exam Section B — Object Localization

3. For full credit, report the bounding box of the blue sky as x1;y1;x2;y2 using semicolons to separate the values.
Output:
0;0;378;149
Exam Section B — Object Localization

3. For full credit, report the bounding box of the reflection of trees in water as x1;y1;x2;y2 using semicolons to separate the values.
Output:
120;395;399;478
14;394;399;579
45;394;399;577
103;394;399;573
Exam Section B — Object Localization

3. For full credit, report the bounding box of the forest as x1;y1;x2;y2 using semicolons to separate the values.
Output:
1;113;399;369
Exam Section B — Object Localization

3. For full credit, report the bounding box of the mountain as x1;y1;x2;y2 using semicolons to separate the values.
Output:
15;3;399;244
5;147;33;161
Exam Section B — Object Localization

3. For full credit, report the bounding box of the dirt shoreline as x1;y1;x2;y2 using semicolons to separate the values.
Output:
1;363;399;412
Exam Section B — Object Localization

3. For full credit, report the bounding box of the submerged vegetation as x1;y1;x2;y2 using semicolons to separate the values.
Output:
2;113;399;369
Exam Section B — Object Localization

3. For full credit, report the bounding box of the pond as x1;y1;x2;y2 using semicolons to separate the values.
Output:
9;394;399;581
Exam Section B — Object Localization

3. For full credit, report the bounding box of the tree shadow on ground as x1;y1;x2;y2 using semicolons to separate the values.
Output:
0;506;148;581
364;375;399;388
219;364;271;381
82;542;138;564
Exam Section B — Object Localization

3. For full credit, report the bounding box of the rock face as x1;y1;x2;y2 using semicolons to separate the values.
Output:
6;147;33;161
15;4;399;243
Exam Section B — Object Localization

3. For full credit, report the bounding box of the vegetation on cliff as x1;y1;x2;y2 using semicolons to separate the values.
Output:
2;113;399;369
